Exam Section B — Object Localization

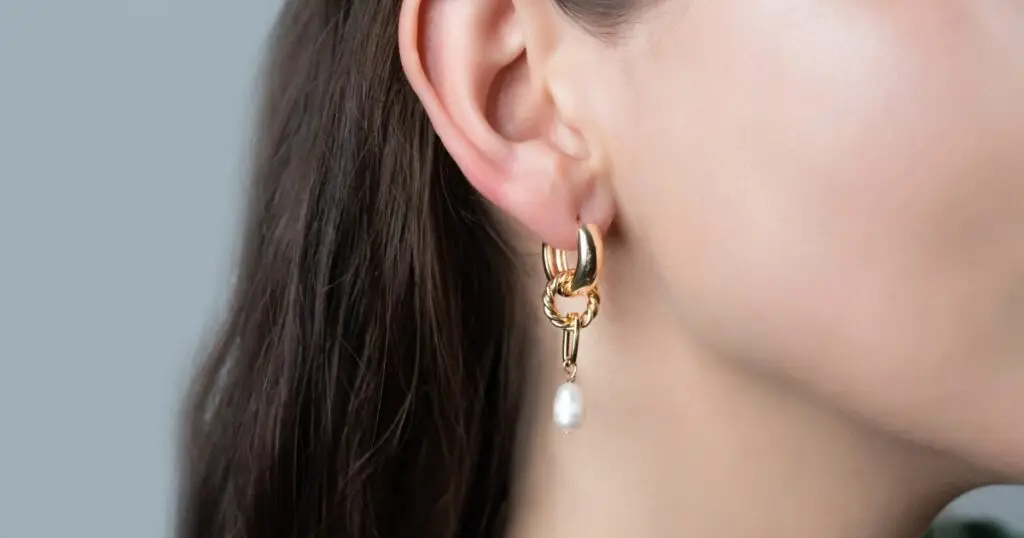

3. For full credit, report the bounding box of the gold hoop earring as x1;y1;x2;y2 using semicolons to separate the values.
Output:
542;223;603;431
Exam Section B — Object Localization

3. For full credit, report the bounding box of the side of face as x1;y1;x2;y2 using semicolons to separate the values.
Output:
564;0;1024;477
399;0;1024;480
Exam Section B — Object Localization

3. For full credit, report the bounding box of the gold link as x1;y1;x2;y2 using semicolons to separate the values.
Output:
563;361;578;383
562;315;581;370
543;272;600;330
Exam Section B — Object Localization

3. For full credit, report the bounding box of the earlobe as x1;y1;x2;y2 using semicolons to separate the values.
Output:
397;0;613;250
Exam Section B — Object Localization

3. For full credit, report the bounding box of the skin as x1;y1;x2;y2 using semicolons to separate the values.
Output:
399;0;1024;536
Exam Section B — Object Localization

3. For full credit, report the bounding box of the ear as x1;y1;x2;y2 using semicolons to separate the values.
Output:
398;0;615;249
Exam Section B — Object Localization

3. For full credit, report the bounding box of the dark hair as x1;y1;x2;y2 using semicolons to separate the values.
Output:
176;1;625;537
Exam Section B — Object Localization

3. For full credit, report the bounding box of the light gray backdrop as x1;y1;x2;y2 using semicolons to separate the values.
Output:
0;1;1019;537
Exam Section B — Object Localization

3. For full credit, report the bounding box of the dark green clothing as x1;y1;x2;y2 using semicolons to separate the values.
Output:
926;519;1020;538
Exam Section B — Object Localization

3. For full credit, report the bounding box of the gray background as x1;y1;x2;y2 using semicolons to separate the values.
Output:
0;1;1019;537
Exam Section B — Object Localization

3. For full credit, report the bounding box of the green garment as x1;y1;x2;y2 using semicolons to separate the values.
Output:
926;519;1020;538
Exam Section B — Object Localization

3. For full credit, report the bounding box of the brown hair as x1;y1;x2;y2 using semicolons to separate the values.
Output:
176;0;625;537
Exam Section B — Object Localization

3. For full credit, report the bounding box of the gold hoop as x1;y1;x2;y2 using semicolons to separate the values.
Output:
542;223;604;296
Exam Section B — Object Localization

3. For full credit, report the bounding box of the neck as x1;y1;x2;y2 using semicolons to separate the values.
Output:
505;244;974;538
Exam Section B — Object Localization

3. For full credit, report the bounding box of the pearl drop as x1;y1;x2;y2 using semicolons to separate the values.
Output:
553;382;584;430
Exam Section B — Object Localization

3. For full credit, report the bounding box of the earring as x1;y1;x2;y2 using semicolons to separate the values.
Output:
542;223;603;431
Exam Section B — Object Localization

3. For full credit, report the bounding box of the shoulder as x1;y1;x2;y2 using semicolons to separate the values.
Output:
926;519;1021;538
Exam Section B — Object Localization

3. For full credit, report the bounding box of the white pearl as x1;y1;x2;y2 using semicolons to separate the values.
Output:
553;382;584;430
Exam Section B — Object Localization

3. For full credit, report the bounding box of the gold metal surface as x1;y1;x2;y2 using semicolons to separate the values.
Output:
542;272;600;329
541;223;604;295
541;223;604;389
561;315;581;382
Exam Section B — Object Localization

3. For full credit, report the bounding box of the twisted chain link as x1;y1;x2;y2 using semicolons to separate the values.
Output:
542;272;601;330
